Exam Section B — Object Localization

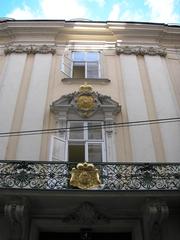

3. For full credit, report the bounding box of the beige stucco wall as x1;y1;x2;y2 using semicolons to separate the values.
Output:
0;21;180;162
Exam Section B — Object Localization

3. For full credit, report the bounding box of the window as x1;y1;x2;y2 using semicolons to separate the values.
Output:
50;85;120;163
61;51;100;78
51;121;106;162
68;121;105;163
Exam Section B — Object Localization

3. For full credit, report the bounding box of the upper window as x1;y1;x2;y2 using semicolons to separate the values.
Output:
72;52;100;78
61;51;100;78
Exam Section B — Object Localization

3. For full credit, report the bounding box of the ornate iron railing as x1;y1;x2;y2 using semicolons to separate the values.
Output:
0;160;179;191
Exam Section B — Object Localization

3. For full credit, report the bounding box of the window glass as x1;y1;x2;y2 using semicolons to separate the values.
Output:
88;122;102;140
69;122;84;139
87;62;99;78
67;121;104;162
87;52;99;61
73;65;85;78
71;51;100;78
88;144;102;162
73;52;85;61
68;144;85;162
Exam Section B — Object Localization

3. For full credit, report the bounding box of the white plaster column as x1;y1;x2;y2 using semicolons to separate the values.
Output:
120;54;156;162
16;54;52;160
145;55;180;162
0;54;26;159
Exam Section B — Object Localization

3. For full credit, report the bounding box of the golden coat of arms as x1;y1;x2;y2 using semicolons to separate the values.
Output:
76;95;95;111
70;162;101;189
74;83;97;118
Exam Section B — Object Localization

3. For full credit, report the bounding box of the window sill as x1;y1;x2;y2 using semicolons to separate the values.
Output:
62;78;110;84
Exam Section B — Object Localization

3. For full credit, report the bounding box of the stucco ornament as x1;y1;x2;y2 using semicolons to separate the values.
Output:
70;162;101;189
4;44;56;55
116;45;167;57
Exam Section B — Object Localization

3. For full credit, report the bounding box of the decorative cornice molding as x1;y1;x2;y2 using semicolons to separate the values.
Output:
4;44;56;55
116;45;167;57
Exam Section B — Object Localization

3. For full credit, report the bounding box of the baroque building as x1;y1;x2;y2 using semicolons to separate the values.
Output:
0;19;180;240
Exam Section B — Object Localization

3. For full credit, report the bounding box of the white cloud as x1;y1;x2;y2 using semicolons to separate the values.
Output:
97;0;105;7
145;0;179;23
90;0;105;7
108;3;121;21
119;10;144;22
40;0;89;20
6;0;89;20
6;5;39;19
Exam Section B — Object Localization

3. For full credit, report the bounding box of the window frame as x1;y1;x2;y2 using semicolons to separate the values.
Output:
67;121;106;162
72;51;100;78
61;50;101;79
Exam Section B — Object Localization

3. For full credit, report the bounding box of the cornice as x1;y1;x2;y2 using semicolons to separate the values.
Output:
116;45;167;57
1;21;180;47
4;44;56;55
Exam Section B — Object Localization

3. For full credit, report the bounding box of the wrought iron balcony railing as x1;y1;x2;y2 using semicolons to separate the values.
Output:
0;160;179;191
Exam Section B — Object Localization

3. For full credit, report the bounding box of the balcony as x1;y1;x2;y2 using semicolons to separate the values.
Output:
0;160;179;191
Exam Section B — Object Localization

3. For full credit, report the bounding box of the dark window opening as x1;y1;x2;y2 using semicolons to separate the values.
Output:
39;231;132;240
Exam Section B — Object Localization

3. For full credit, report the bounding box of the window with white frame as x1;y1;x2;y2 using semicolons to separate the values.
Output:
61;51;101;78
51;121;106;162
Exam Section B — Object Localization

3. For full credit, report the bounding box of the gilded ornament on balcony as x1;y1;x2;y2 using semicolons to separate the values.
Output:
70;162;101;189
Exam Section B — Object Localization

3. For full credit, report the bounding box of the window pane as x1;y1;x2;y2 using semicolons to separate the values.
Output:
73;52;85;61
88;122;102;140
69;144;85;162
88;144;102;162
73;65;85;78
69;122;84;139
73;61;85;66
87;52;99;61
87;62;99;78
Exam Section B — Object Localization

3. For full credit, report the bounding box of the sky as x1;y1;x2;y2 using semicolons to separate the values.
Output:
0;0;180;24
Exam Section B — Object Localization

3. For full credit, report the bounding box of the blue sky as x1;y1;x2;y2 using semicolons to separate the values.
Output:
0;0;180;24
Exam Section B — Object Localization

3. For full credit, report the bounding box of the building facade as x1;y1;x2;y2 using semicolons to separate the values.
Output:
0;19;180;240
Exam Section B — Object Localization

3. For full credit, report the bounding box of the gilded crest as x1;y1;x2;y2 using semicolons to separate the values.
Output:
77;95;95;111
74;83;97;118
70;162;101;189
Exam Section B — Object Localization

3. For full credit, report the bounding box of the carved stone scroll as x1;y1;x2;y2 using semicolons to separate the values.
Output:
4;198;30;240
142;200;169;240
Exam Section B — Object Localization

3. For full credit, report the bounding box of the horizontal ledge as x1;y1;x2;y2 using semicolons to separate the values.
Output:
62;78;111;84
